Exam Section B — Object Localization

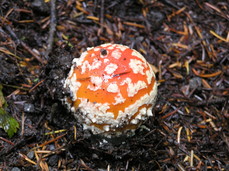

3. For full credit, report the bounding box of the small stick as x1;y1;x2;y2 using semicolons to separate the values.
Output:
4;25;46;64
44;0;57;59
0;137;15;146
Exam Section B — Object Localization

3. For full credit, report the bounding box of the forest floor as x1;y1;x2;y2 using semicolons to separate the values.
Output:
0;0;228;170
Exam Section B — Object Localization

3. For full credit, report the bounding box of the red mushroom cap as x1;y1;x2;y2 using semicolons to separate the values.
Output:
64;43;157;137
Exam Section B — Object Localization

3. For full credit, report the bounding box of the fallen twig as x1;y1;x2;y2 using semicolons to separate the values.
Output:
3;25;47;64
44;0;57;59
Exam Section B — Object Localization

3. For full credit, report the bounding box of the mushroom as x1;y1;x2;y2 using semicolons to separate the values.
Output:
64;43;157;137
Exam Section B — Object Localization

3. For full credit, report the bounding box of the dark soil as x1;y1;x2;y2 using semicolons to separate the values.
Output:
0;0;228;170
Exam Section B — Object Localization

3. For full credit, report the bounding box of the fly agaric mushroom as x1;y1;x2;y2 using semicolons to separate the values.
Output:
64;43;157;137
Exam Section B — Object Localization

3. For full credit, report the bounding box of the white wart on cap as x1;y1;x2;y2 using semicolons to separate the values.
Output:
64;43;157;137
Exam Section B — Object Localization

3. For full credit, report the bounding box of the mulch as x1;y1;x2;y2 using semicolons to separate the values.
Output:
0;0;228;170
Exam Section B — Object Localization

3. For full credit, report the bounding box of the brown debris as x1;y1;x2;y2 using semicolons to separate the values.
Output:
0;0;228;170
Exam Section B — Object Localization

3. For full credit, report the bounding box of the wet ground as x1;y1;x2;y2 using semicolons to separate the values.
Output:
0;0;228;170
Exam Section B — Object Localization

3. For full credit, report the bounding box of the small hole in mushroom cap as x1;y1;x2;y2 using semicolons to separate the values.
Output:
100;49;107;56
